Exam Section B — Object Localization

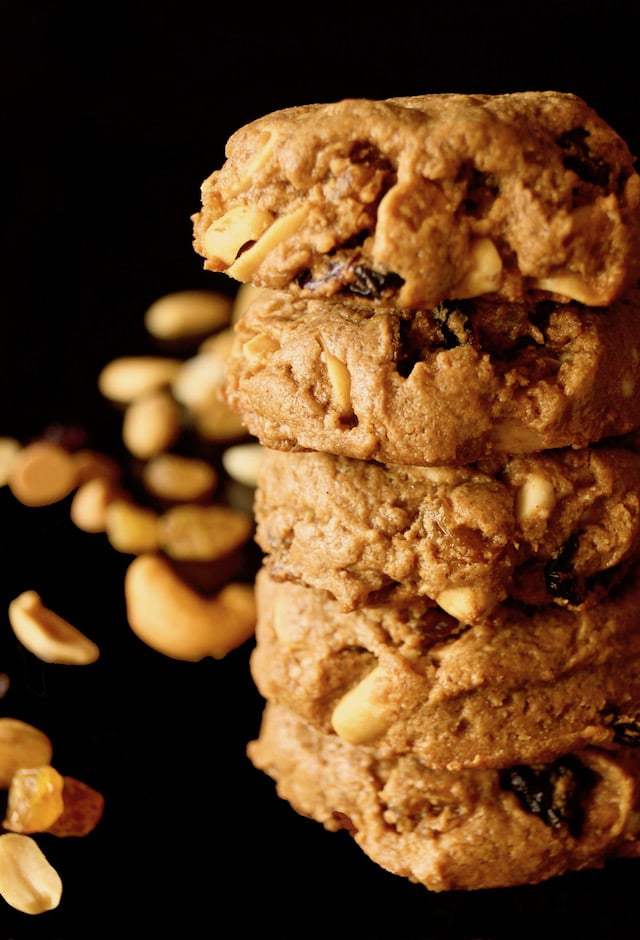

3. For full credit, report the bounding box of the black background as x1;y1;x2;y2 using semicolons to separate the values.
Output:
2;2;640;937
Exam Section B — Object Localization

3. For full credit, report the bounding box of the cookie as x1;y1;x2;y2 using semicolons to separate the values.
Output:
192;92;640;309
254;446;640;622
248;702;640;891
223;287;640;466
250;567;640;769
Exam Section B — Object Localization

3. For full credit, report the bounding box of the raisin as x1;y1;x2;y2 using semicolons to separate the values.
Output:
458;165;499;217
557;127;612;189
499;755;596;837
604;709;640;747
544;533;585;605
433;302;474;349
295;260;403;300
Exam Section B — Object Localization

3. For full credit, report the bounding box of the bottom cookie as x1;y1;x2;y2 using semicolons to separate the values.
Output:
248;702;640;892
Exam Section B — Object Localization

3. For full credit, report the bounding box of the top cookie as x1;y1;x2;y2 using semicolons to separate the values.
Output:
192;92;640;309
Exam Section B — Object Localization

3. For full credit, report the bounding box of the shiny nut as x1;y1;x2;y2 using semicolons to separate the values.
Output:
141;453;218;503
222;443;264;488
104;499;160;554
320;339;353;417
97;356;182;404
8;591;100;665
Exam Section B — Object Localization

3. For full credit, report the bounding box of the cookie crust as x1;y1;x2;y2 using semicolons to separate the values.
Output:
255;446;640;619
248;702;640;891
224;288;640;466
250;567;640;769
193;92;640;309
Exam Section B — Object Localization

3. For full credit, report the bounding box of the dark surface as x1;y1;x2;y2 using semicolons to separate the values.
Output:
2;2;640;937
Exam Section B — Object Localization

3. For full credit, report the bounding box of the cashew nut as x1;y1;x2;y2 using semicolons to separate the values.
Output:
124;553;256;661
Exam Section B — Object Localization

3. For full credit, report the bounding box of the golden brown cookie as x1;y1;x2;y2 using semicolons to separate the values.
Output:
254;446;640;621
248;702;640;891
193;92;640;309
250;567;640;769
223;287;640;466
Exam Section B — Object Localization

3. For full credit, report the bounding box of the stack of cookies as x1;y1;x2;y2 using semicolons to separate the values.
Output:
192;91;640;890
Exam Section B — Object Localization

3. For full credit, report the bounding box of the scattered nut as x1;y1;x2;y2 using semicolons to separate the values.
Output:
0;437;21;486
0;833;62;914
222;443;264;488
104;499;160;554
124;552;256;660
70;476;121;533
0;720;53;789
144;289;232;340
8;591;100;665
121;389;182;459
97;355;183;404
8;441;77;507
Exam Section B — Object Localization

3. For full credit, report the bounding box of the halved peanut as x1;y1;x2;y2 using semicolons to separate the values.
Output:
515;474;556;526
191;397;248;442
124;552;256;660
226;205;309;280
435;585;499;623
531;271;599;305
241;333;280;362
330;665;395;745
70;476;122;533
451;237;503;298
0;720;53;789
8;441;77;507
0;833;62;914
97;356;182;404
320;338;353;417
144;290;233;340
203;206;274;266
121;389;181;459
8;591;100;665
222;443;264;488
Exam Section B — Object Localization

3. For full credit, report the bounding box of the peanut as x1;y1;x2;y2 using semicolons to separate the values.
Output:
330;666;395;745
8;591;100;665
0;720;53;789
222;443;264;488
144;289;233;340
121;389;181;459
98;355;182;404
141;453;218;503
0;833;62;914
8;441;77;507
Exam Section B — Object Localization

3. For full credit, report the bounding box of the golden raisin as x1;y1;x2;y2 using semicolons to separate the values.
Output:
3;766;64;834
